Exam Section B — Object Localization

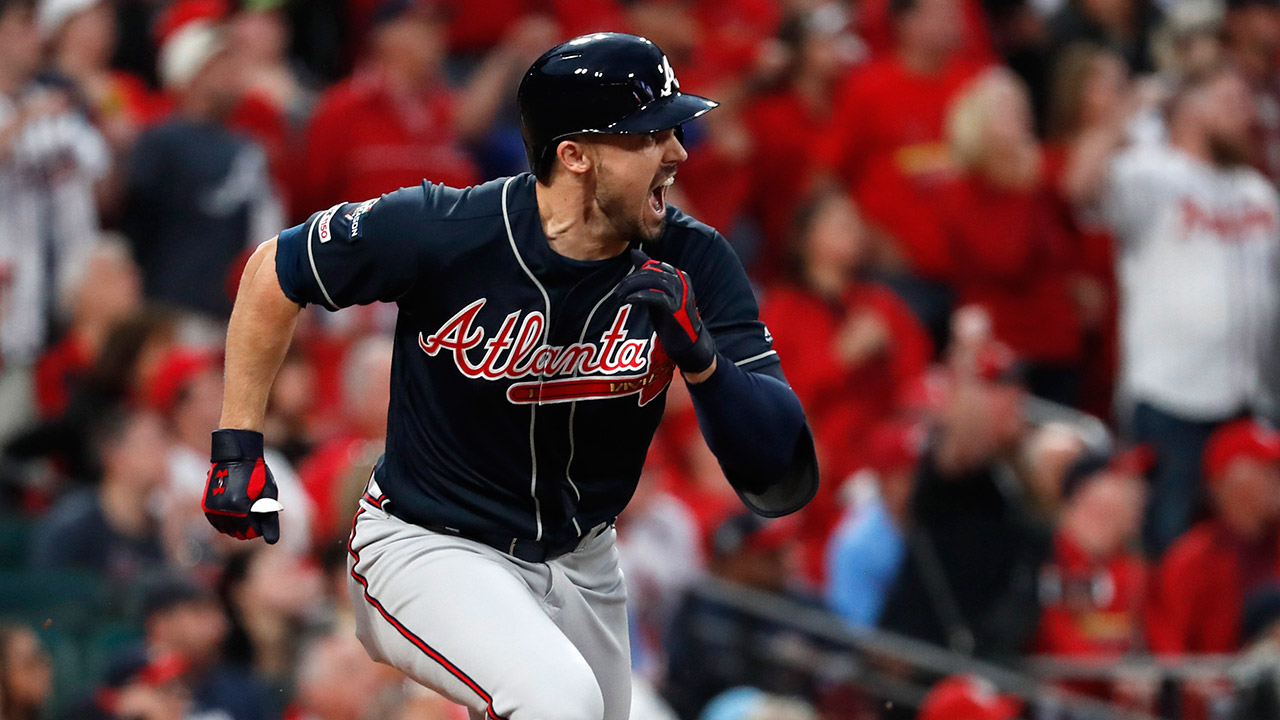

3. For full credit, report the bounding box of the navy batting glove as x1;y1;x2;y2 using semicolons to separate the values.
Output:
618;259;716;374
202;429;281;544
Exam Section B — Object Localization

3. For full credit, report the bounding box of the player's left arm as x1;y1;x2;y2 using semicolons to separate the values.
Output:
620;236;818;517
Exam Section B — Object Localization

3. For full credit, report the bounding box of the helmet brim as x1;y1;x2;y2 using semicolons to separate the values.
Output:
604;91;719;133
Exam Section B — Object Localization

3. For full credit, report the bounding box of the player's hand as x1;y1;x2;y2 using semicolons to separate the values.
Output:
618;259;716;375
202;429;282;544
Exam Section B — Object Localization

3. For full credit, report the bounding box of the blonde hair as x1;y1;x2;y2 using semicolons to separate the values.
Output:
947;66;1028;172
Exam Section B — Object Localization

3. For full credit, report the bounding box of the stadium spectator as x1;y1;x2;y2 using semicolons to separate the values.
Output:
1022;422;1090;519
878;342;1052;661
33;235;142;418
220;546;324;692
0;624;52;720
1230;583;1280;719
286;632;404;720
943;68;1083;405
825;422;922;627
696;686;818;720
263;344;319;467
1033;449;1149;698
664;513;815;719
296;1;548;214
84;649;191;720
742;5;860;281
122;12;283;331
1092;66;1280;555
1147;419;1280;655
0;0;107;439
297;334;392;547
816;0;988;344
141;577;273;720
28;405;170;583
1221;0;1280;184
760;190;931;581
1042;43;1132;419
6;305;177;491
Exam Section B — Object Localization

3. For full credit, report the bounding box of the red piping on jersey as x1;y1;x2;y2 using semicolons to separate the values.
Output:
347;501;508;720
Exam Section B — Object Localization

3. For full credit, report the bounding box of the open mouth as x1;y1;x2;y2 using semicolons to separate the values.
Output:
649;175;674;217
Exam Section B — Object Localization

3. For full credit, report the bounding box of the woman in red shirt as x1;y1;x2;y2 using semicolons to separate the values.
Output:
761;189;932;583
942;68;1084;406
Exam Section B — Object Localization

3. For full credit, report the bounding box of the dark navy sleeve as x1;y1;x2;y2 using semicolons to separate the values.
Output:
684;230;778;372
274;185;435;309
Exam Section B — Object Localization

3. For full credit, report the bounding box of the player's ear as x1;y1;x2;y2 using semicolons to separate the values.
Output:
555;138;594;178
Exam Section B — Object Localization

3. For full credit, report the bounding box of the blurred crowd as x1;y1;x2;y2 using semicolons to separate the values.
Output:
3;0;1280;717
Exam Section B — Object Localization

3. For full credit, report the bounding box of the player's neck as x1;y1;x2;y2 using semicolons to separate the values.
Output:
535;180;631;261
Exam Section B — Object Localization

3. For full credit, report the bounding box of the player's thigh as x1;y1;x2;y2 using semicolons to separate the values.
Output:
347;505;605;720
547;527;632;720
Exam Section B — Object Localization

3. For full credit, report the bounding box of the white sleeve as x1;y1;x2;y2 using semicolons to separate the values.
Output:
1101;149;1170;246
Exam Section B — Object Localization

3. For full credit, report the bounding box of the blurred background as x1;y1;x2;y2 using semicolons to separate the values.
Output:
2;0;1280;717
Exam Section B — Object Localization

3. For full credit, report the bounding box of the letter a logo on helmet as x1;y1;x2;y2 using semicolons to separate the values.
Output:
517;33;719;182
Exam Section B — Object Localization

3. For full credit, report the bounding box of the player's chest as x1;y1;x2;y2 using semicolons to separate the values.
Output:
412;267;674;407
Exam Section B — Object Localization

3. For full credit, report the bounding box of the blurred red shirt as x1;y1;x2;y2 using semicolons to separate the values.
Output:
1147;521;1280;654
743;91;833;280
298;70;479;214
858;0;996;68
33;333;91;418
1035;531;1146;658
761;280;932;582
816;57;984;281
942;175;1082;364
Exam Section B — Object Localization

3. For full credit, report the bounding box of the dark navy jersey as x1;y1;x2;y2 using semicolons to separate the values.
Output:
275;173;778;546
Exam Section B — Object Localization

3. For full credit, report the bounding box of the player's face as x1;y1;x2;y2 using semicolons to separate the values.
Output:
590;128;689;243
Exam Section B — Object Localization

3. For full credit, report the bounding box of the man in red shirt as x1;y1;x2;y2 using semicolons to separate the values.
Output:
816;0;988;341
298;0;534;215
1148;419;1280;655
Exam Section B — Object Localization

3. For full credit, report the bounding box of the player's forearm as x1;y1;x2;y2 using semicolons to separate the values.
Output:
688;353;816;491
219;237;303;432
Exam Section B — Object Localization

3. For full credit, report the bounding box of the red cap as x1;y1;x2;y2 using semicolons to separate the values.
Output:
1204;419;1280;483
919;676;1021;720
144;348;216;415
153;0;227;46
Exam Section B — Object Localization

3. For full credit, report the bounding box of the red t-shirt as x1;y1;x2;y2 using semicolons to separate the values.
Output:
1147;521;1280;655
743;90;833;280
816;57;984;280
34;333;91;418
761;281;932;582
942;174;1082;364
858;0;996;68
298;71;479;214
1035;531;1146;657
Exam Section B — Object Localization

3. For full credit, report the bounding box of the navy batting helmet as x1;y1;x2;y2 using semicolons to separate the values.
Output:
517;32;719;182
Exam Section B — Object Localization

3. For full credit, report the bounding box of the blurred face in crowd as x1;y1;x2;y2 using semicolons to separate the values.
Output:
148;599;229;668
1225;2;1280;83
1072;471;1147;556
74;242;142;330
1212;456;1280;538
189;49;245;119
233;547;324;620
1179;70;1258;167
297;635;399;720
176;367;224;447
374;13;446;86
898;0;963;59
104;411;170;492
231;10;288;65
343;339;393;439
0;3;41;83
57;3;116;69
563;128;688;244
1081;52;1129;128
2;627;52;712
802;195;867;282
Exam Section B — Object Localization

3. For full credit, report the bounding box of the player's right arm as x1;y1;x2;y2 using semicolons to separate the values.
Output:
204;184;437;544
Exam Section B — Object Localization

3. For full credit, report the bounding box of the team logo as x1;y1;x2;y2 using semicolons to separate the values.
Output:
419;299;674;406
659;55;679;98
346;199;378;239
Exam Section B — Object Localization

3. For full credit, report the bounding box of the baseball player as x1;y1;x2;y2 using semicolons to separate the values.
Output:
201;33;818;720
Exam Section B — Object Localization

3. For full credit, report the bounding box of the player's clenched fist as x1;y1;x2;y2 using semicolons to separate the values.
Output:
618;259;715;374
202;429;282;544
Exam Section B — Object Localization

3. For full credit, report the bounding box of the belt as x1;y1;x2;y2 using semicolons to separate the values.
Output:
364;477;613;563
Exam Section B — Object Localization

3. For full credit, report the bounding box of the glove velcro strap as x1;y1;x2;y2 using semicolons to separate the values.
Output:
211;429;265;462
